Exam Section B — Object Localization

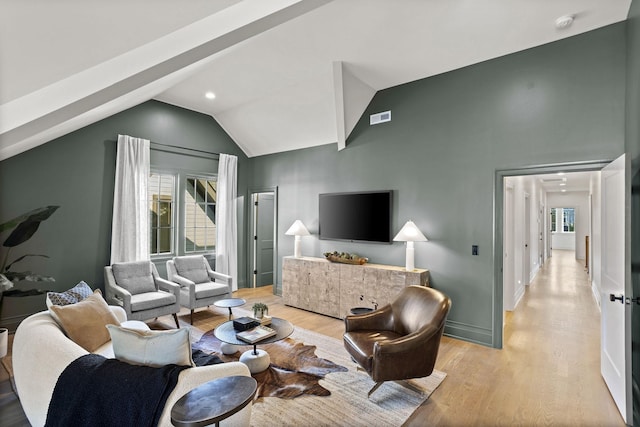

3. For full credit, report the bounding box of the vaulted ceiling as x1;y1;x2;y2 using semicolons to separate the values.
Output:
0;0;632;161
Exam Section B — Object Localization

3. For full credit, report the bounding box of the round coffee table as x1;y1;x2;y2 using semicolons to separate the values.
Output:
171;375;257;427
213;298;246;320
214;317;294;373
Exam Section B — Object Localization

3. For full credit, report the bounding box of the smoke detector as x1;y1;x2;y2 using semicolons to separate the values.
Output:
555;15;574;30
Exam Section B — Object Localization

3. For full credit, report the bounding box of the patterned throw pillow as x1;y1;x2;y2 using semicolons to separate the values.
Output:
47;281;93;307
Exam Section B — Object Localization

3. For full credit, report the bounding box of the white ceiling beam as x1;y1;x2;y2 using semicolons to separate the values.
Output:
0;0;333;161
332;61;376;152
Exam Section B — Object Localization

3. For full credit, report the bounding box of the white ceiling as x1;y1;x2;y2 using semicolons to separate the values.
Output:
0;0;632;160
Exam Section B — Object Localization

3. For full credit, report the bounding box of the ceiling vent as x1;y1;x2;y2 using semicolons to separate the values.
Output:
541;178;566;183
370;111;391;125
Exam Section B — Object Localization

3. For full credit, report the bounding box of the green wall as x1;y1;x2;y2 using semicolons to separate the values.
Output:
0;100;250;296
626;0;640;424
251;23;626;346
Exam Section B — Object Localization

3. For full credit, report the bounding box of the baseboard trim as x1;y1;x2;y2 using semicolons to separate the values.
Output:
444;320;493;347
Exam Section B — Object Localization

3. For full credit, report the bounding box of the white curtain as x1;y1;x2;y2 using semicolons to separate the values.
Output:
216;154;238;291
110;134;150;264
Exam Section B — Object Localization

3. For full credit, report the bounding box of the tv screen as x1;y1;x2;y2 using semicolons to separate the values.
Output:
319;191;392;243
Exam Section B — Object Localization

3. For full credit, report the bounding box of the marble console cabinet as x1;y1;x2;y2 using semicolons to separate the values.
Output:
282;256;429;319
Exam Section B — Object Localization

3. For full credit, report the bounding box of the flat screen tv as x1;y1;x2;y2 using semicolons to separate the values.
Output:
319;190;392;244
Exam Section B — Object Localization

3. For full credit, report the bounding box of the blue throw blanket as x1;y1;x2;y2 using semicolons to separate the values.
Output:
45;354;189;427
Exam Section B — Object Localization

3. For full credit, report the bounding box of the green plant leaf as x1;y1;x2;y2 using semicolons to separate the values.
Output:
3;271;55;282
4;254;50;272
2;205;59;247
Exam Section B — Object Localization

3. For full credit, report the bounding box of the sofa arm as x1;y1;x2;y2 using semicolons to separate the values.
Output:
158;362;252;427
109;306;127;323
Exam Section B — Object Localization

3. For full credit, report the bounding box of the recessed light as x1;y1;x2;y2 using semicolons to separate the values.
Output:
205;92;216;100
557;172;566;176
561;189;567;192
559;183;566;186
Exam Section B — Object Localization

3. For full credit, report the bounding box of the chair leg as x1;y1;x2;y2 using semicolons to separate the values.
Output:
190;309;194;325
395;380;426;397
368;381;384;398
173;313;180;329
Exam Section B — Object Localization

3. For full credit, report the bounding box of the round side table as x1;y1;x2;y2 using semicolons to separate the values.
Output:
171;375;257;427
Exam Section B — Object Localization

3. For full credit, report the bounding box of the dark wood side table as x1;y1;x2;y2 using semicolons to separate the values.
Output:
171;375;257;427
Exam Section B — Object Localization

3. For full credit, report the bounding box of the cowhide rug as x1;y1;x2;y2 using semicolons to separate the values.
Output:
192;329;348;399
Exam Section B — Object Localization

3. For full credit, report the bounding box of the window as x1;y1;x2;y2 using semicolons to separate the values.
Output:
184;177;217;252
562;208;575;232
148;172;217;256
148;173;175;255
550;207;575;233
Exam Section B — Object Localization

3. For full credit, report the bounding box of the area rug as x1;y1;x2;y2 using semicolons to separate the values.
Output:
194;326;446;427
193;329;348;398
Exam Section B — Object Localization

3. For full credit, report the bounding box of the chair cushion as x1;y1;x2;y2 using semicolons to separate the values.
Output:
194;282;229;299
46;281;93;307
111;261;156;295
130;291;176;312
49;290;121;352
107;325;194;367
173;256;210;284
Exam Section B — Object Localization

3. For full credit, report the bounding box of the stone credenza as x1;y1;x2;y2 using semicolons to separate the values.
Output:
282;256;429;319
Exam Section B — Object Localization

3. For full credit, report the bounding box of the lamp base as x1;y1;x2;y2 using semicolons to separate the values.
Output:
405;243;415;271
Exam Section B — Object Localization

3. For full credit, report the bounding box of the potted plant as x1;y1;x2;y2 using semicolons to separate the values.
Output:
252;302;269;319
0;206;59;332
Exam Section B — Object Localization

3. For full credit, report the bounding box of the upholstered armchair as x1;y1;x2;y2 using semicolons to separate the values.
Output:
343;285;451;397
104;261;181;328
166;255;232;324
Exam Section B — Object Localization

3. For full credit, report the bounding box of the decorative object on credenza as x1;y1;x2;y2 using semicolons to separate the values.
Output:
393;220;428;271
285;220;310;258
324;251;368;265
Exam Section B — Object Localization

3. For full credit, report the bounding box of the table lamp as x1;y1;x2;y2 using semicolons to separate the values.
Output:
285;220;310;258
393;220;428;271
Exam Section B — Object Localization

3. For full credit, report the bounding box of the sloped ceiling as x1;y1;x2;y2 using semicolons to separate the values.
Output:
0;0;632;161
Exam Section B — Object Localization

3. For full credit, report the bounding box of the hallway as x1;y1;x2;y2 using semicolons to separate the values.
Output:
409;249;625;426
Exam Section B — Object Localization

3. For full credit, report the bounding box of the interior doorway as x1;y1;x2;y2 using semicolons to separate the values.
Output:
250;188;278;289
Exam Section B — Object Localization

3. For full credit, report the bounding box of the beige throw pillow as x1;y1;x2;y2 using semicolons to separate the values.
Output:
107;325;194;368
49;290;120;352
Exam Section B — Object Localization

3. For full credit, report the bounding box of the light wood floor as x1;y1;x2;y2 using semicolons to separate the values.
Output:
0;249;625;426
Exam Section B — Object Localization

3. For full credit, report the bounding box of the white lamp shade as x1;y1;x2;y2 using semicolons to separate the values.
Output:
285;220;310;236
393;220;428;242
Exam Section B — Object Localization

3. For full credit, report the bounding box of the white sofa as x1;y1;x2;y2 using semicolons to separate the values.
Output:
13;306;253;427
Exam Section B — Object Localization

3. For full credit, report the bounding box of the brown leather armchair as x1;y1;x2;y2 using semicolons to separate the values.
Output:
343;285;451;397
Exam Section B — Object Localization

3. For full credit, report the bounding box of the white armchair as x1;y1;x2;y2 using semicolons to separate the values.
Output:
104;260;181;328
166;255;232;324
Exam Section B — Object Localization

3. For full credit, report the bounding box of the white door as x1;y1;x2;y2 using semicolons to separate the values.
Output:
600;154;629;423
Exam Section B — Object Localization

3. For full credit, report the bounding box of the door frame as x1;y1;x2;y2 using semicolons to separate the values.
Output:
247;186;278;292
493;159;611;348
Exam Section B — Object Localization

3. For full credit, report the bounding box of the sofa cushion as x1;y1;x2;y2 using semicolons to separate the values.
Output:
173;256;210;284
130;291;176;312
107;325;194;367
49;290;120;352
46;281;93;307
111;261;156;295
